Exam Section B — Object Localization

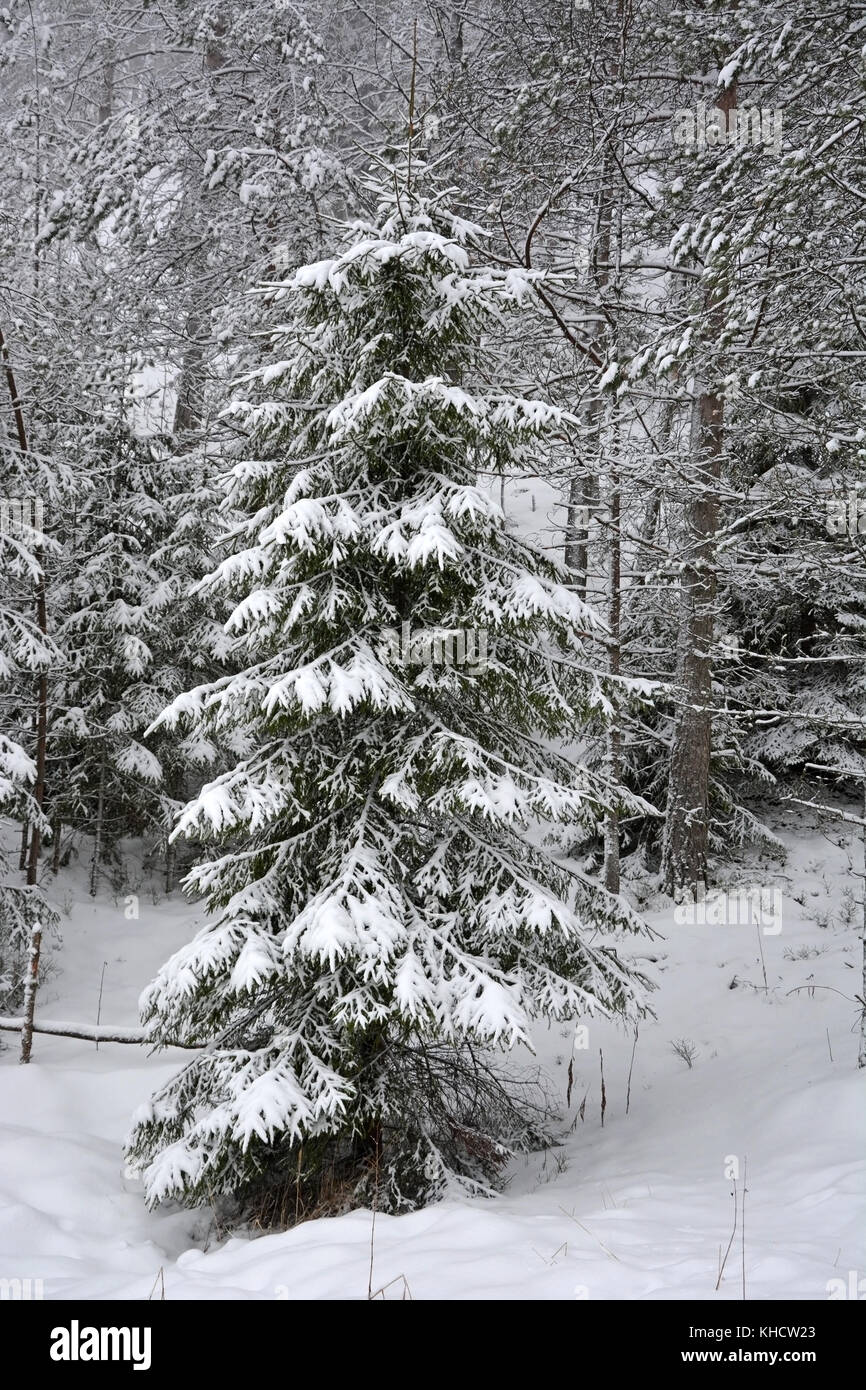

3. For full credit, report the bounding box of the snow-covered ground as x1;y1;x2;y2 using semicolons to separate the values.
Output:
1;805;863;1301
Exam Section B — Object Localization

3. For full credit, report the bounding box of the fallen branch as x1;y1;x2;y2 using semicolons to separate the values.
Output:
785;985;857;1002
0;1016;194;1047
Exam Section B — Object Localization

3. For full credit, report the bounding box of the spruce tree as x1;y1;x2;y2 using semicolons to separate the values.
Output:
127;160;652;1219
49;423;234;887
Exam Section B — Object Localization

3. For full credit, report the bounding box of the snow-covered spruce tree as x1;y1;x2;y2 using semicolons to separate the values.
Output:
127;161;653;1220
48;420;237;890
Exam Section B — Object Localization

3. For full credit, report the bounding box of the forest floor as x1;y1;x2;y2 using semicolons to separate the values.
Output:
1;802;864;1300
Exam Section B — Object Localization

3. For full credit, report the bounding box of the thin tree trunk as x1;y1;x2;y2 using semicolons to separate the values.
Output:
1;1016;192;1047
165;17;226;439
563;163;613;600
637;395;679;582
604;458;622;895
599;1;625;891
51;815;61;874
661;382;723;895
446;7;463;62
860;783;866;1069
89;752;106;897
18;919;42;1063
26;665;47;888
564;82;618;599
97;39;115;126
165;836;176;895
662;80;737;898
564;471;598;598
172;309;207;437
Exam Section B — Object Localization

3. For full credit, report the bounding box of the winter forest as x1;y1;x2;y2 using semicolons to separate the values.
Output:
0;0;864;1308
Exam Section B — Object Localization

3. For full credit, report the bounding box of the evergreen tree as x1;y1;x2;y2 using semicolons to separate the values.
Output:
49;423;235;889
127;159;653;1216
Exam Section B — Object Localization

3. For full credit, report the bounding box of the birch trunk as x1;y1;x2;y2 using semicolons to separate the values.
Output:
18;919;42;1063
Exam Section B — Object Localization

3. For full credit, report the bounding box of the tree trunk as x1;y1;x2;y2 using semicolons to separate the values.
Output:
89;752;106;897
172;309;207;437
637;394;679;582
97;39;115;126
604;461;622;895
661;381;721;896
26;668;47;888
564;42;621;599
860;783;866;1069
597;6;625;890
165;836;176;895
661;79;737;898
564;471;598;599
18;919;42;1063
1;1016;192;1047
